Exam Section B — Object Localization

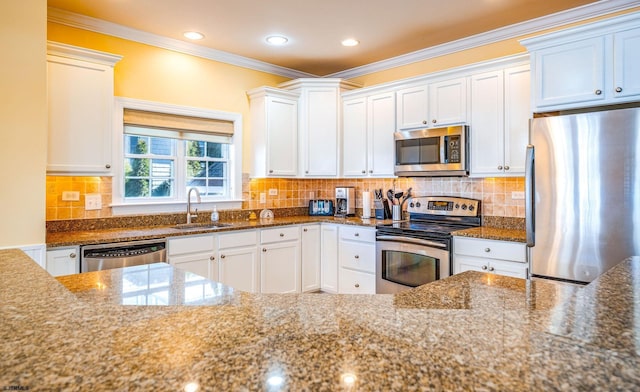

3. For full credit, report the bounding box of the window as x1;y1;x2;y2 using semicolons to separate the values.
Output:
113;98;243;215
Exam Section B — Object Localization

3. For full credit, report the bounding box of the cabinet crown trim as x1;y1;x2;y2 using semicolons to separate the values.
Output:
47;41;122;66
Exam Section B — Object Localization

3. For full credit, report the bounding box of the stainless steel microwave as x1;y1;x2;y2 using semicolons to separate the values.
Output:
394;125;469;177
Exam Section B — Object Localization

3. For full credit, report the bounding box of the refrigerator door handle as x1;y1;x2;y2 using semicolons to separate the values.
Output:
525;144;535;247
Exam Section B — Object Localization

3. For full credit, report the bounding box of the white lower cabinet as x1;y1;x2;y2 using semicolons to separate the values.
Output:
301;224;321;292
320;224;339;293
218;230;260;293
453;237;527;279
168;234;217;280
46;247;80;277
338;226;376;294
260;226;301;294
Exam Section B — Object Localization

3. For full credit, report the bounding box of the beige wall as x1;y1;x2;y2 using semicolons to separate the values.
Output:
0;1;47;247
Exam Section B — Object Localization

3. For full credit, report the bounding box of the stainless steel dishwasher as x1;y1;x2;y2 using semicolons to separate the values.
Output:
81;239;167;272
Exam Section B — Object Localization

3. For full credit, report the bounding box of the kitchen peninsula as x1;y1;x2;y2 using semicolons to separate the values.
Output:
2;249;639;391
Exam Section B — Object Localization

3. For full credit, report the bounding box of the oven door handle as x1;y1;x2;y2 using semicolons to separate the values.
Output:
376;235;447;249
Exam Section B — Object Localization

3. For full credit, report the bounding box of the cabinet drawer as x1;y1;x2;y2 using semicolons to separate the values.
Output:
219;230;258;249
168;234;215;256
339;268;375;294
261;226;300;244
339;241;375;273
454;237;525;263
339;225;375;243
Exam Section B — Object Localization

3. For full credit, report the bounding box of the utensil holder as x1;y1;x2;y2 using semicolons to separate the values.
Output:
392;205;401;221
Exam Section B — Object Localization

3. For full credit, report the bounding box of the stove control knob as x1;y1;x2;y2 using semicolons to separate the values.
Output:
468;205;475;211
461;204;467;210
415;202;421;208
455;204;460;209
409;202;415;208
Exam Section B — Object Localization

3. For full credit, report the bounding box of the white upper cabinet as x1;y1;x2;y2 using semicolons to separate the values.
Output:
522;13;640;111
396;85;429;130
470;64;530;177
247;87;299;177
428;78;467;127
47;42;121;175
342;91;395;177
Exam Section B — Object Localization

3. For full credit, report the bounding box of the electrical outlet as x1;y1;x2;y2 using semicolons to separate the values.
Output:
511;191;525;200
62;191;80;201
268;188;278;196
85;194;102;210
309;191;315;199
259;192;266;204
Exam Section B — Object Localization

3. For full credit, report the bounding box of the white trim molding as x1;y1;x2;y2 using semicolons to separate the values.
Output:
48;1;640;79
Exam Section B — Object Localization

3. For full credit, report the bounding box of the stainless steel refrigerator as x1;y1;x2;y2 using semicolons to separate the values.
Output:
526;106;640;283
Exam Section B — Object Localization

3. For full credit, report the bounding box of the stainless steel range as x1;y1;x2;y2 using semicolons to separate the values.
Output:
376;196;481;294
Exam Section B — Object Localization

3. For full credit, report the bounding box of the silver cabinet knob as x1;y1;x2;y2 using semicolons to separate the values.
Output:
354;233;360;237
269;169;274;173
595;89;602;95
354;283;360;288
305;170;309;174
220;254;226;259
432;119;437;123
262;248;267;252
303;228;308;232
497;165;503;170
482;265;488;270
616;87;623;93
504;165;510;171
361;170;366;174
369;170;373;173
105;164;111;169
279;233;284;237
354;255;359;259
422;120;427;124
210;256;215;261
69;253;76;259
489;266;495;272
484;248;491;252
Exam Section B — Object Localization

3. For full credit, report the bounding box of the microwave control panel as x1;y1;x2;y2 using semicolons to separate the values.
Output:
445;135;461;163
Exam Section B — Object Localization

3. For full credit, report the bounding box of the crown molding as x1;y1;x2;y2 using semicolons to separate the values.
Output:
48;1;640;81
328;0;640;79
47;7;316;79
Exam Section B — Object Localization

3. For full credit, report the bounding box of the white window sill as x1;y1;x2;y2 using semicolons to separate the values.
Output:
110;200;243;216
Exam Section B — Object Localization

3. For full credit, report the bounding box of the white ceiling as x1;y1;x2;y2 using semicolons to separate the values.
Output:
48;0;605;76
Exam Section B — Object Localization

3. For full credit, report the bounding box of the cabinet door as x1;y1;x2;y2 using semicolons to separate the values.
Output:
46;247;79;277
613;28;640;100
260;241;301;293
266;96;298;176
470;70;505;177
533;37;606;109
321;224;339;293
47;56;114;174
301;225;321;292
342;97;368;176
428;78;467;126
396;85;428;130
218;246;260;293
368;92;396;177
171;254;216;281
302;88;339;176
503;65;531;176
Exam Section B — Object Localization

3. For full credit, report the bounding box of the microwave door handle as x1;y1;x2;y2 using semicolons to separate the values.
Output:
440;136;447;163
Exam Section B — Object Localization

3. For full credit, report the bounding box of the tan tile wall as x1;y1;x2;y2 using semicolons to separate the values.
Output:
46;175;524;220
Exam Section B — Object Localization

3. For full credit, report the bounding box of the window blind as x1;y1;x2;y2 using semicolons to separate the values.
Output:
123;109;234;144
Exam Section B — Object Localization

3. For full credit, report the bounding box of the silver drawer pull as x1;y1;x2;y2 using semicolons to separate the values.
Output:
484;248;491;252
209;256;215;261
354;283;360;288
354;233;360;237
279;233;284;237
69;253;76;259
489;266;495;272
262;248;267;252
220;254;226;259
482;265;488;270
354;255;359;259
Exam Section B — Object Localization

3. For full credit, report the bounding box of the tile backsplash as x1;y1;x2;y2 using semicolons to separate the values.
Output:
46;174;524;220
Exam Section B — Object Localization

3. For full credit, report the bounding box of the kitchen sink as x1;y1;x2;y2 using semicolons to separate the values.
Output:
174;222;232;230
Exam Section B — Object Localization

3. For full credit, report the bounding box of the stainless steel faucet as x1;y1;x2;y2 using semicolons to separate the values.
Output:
186;187;201;224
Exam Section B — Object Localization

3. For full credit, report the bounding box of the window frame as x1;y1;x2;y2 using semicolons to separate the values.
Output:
112;97;243;216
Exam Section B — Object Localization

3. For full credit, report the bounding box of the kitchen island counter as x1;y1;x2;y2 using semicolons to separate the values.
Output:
2;249;639;391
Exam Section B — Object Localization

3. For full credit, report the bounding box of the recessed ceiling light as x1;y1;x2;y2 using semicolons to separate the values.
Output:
183;31;204;40
266;35;289;46
341;38;359;47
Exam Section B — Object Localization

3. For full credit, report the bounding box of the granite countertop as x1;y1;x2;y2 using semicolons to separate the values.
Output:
2;249;639;390
452;226;527;243
46;216;388;248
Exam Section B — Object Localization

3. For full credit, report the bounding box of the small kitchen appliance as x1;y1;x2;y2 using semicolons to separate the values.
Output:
308;199;334;216
376;196;481;293
335;187;355;217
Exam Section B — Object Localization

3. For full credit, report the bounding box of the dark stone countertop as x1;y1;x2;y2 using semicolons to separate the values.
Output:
2;249;639;391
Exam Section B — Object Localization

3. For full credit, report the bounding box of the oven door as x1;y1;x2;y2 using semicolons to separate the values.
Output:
376;235;450;294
